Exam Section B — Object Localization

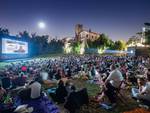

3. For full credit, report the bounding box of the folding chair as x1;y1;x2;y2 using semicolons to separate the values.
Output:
114;80;128;105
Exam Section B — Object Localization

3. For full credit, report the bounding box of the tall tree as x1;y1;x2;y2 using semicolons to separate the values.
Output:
86;33;111;49
19;31;31;40
144;22;150;45
0;27;9;36
144;22;150;26
71;41;81;54
108;39;115;50
145;30;150;45
113;40;126;50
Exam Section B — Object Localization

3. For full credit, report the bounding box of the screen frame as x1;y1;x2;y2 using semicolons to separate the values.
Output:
1;38;28;55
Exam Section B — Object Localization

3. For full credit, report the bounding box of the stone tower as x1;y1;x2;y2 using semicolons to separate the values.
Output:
75;24;83;41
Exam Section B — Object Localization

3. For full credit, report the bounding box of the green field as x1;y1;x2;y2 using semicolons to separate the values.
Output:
0;62;9;69
58;79;139;113
0;53;64;69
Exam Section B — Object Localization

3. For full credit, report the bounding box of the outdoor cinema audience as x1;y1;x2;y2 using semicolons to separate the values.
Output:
0;55;150;113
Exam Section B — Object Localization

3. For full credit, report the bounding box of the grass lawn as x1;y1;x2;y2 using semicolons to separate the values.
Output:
0;56;147;113
59;79;140;113
0;63;141;113
0;62;10;69
0;53;62;69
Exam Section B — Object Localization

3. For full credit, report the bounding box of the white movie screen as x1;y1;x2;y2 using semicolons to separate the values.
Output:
2;38;28;54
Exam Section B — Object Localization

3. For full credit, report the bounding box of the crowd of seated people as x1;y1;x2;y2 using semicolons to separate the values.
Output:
131;73;150;104
0;55;150;112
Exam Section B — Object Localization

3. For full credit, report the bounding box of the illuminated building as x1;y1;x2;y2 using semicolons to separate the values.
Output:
75;24;100;42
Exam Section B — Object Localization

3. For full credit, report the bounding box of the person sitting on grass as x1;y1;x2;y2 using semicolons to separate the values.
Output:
0;84;6;102
124;71;134;89
132;74;150;102
97;64;124;106
65;81;73;96
132;78;146;99
50;80;68;104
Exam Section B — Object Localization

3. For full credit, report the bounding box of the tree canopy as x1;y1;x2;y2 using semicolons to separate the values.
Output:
0;26;128;56
145;30;150;45
0;27;9;36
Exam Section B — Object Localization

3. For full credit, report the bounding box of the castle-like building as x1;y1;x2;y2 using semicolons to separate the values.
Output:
75;24;100;41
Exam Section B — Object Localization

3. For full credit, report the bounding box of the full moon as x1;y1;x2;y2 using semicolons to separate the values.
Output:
38;22;46;29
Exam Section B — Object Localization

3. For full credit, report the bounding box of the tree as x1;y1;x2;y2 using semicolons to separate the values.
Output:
0;27;9;36
48;39;64;53
18;31;32;42
108;39;115;50
71;41;81;54
99;34;109;47
19;31;30;38
113;40;126;50
145;30;150;45
144;22;150;26
86;33;111;49
144;22;150;45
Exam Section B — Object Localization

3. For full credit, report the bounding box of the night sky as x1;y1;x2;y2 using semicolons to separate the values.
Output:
0;0;150;40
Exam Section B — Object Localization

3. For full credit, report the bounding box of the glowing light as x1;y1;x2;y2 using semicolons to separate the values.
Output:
98;49;102;54
128;43;145;47
38;22;46;29
80;41;85;54
80;47;84;54
130;50;133;54
64;43;72;53
142;27;146;32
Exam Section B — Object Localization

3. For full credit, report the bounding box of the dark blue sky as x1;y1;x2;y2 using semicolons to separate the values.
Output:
0;0;150;40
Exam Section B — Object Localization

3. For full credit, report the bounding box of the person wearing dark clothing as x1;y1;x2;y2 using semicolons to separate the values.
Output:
55;70;61;80
50;80;67;104
1;77;11;89
104;82;117;103
64;88;89;113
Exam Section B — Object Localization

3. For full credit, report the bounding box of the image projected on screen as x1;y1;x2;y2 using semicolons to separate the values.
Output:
2;38;28;54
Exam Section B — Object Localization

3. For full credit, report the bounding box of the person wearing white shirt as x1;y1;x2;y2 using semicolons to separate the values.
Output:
40;71;48;81
106;66;124;88
104;64;124;104
28;81;41;99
